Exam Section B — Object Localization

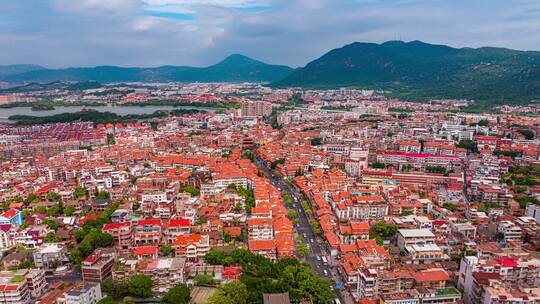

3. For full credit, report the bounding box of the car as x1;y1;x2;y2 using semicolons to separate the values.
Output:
323;270;328;276
310;238;315;243
303;233;307;238
316;256;321;261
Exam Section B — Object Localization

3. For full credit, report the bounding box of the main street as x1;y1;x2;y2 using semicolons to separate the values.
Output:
255;157;354;304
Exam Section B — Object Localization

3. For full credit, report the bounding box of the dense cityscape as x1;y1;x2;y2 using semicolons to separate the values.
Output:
1;0;540;303
0;82;538;304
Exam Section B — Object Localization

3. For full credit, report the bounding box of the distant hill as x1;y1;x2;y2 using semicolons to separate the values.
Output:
272;40;540;103
1;55;294;84
0;64;45;77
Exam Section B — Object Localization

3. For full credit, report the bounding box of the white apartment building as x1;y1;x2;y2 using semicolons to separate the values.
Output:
497;221;522;243
62;283;102;304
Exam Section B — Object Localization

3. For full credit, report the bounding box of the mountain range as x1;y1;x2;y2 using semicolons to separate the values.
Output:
2;41;540;103
0;54;294;84
273;41;540;103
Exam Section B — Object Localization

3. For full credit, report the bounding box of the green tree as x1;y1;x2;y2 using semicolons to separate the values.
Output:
518;129;534;140
34;206;47;214
180;185;200;196
443;202;457;212
456;139;477;152
101;279;129;300
47;202;63;216
369;222;398;240
97;297;117;304
193;274;216;286
74;187;87;199
310;137;322;146
95;190;111;200
159;245;174;256
426;165;447;174
372;162;387;169
128;275;153;298
161;284;190;304
400;210;414;216
287;209;297;219
297;243;310;257
26;193;39;204
309;219;322;235
43;219;58;231
208;282;248;304
271;159;285;169
64;205;76;216
46;192;62;202
44;232;61;243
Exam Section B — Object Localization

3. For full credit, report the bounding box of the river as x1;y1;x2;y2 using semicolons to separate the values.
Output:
0;105;217;122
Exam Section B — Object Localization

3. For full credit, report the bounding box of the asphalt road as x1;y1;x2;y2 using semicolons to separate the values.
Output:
255;158;354;304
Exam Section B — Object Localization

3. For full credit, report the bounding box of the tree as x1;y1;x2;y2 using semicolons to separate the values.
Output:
46;192;62;202
204;250;229;265
426;166;446;174
35;206;47;214
26;193;39;204
477;119;490;126
90;232;114;247
159;245;174;256
74;187;87;199
518;129;534;140
310;137;322;146
95;191;111;200
297;243;309;257
287;209;297;219
64;205;76;216
161;284;190;304
180;185;200;196
369;222;398;240
44;232;61;243
193;274;216;286
443;202;457;212
43;219;58;231
271;159;285;169
456;139;477;152
128;275;153;298
208;282;248;304
107;133;115;145
97;297;117;304
101;279;129;300
309;219;322;235
372;162;387;169
400;210;414;216
47;202;63;216
400;164;413;172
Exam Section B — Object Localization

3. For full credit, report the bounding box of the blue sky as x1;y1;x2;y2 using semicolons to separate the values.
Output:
0;0;539;67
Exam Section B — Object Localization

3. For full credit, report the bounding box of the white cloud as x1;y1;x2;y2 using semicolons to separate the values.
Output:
1;0;540;68
53;0;140;14
141;0;270;14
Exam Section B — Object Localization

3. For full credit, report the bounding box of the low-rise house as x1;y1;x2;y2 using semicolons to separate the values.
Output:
32;243;68;268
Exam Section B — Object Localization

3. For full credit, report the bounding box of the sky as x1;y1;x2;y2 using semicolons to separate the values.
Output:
0;0;539;68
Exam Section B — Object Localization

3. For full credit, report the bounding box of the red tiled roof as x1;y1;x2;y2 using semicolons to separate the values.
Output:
134;246;158;256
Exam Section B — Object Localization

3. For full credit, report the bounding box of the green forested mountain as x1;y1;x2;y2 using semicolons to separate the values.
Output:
1;55;294;84
272;40;540;103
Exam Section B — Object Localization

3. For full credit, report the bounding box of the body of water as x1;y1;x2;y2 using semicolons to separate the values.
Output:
0;105;216;122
